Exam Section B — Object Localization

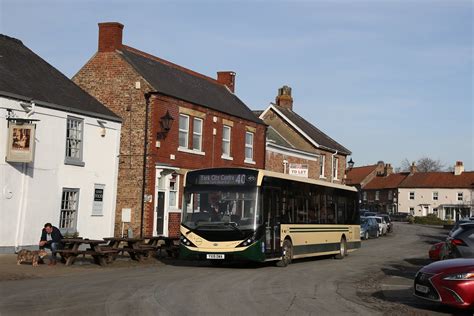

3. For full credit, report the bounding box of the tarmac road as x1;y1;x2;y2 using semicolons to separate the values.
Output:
0;223;469;316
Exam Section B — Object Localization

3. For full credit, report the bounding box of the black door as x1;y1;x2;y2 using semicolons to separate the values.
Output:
156;192;165;235
263;188;281;257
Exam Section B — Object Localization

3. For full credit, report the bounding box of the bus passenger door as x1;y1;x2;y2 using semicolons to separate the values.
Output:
263;188;281;257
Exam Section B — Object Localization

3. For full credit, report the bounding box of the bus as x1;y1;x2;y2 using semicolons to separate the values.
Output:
179;168;360;266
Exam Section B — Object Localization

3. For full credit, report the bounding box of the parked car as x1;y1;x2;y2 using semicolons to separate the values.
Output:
369;216;388;236
361;211;377;217
446;223;474;259
360;216;380;239
429;242;447;261
379;214;393;233
449;218;474;237
414;259;474;309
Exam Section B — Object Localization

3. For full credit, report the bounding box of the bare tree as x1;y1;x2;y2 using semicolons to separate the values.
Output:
397;156;446;172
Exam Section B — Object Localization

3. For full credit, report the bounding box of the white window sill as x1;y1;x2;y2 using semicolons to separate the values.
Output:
178;147;206;156
221;155;233;161
244;159;256;165
319;176;326;179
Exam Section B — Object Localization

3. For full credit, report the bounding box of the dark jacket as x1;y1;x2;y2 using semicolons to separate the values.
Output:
40;226;63;243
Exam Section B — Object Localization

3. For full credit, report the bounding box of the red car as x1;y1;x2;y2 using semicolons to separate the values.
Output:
414;259;474;309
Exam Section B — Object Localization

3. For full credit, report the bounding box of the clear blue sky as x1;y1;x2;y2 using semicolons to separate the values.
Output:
1;0;472;170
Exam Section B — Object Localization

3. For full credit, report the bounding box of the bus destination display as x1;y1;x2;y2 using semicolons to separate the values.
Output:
197;174;255;186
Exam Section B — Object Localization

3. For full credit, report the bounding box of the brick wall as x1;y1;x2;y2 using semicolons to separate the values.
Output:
74;50;266;238
73;51;153;237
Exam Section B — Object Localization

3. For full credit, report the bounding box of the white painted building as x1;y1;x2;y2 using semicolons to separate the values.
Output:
0;34;121;252
397;163;474;220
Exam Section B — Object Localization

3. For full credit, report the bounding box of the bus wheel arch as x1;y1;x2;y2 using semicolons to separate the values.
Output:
276;237;293;267
335;235;347;260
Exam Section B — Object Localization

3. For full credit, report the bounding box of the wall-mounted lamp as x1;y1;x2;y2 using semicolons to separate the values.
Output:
156;110;174;140
347;158;355;170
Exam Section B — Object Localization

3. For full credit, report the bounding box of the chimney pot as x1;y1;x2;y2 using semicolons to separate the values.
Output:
98;22;124;52
275;85;293;110
217;71;236;93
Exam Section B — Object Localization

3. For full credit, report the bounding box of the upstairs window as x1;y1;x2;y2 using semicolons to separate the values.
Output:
409;192;415;200
192;118;203;152
333;157;339;180
320;155;326;178
65;117;84;166
458;192;463;201
388;190;393;201
363;191;367;201
244;132;254;162
375;191;380;201
178;114;189;148
222;125;231;158
433;192;438;201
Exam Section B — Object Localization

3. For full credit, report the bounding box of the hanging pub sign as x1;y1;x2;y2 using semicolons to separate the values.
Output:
6;123;36;163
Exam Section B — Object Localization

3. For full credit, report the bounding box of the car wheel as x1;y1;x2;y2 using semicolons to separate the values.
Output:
376;230;379;238
335;237;347;259
276;239;293;267
364;231;369;240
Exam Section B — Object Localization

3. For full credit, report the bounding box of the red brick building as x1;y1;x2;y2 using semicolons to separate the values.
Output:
257;86;351;183
74;22;266;238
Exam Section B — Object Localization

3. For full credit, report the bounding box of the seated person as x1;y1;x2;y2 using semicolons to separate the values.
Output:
39;223;63;266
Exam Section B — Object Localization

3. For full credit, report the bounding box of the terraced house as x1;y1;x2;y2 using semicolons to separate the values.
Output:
257;86;351;182
74;22;266;238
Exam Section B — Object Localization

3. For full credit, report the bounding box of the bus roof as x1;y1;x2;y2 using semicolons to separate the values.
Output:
184;167;358;193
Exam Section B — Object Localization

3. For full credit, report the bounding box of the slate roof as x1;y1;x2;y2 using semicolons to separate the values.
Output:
266;126;294;148
273;105;351;155
120;47;263;124
364;173;409;190
0;34;120;122
345;165;377;186
398;172;474;189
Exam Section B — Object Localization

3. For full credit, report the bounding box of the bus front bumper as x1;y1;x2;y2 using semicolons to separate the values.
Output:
179;241;266;262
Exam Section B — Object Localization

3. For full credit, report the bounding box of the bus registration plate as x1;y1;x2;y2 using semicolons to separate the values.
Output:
207;254;225;259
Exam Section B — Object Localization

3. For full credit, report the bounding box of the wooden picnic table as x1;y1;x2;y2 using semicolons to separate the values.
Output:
103;237;155;261
143;236;180;258
58;238;118;266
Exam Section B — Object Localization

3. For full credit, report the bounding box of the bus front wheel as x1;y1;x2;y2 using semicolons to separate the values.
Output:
335;237;347;259
277;239;293;267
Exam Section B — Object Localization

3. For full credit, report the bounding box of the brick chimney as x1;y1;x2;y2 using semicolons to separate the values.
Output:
98;22;124;52
275;85;293;110
217;71;236;93
409;162;417;174
384;163;393;176
376;160;385;176
454;161;464;176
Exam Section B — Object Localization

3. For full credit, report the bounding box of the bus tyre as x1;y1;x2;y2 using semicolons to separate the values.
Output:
277;239;293;267
335;237;347;260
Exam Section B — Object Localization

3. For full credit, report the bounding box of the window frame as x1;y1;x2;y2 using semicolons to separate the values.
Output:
244;131;254;163
333;157;339;180
433;191;438;201
59;188;80;233
409;191;415;200
221;125;232;159
375;191;380;201
192;117;203;152
65;116;85;166
457;192;463;201
319;155;326;178
178;114;190;149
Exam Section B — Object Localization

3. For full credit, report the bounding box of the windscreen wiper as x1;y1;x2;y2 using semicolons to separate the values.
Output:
223;222;245;237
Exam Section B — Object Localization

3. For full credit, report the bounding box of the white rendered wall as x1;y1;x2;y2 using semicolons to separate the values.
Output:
0;96;121;251
398;187;473;218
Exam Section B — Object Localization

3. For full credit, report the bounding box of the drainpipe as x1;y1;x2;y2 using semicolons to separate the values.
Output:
331;150;338;183
141;93;152;238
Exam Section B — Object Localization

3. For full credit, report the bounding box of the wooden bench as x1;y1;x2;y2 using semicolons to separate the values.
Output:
57;248;120;266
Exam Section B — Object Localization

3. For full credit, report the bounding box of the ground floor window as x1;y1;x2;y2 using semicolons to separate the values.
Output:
60;188;79;231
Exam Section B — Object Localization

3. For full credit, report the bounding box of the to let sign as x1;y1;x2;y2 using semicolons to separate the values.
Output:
289;163;308;178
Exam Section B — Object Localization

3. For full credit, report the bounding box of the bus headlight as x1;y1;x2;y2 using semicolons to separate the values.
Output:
236;235;257;247
180;235;197;247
